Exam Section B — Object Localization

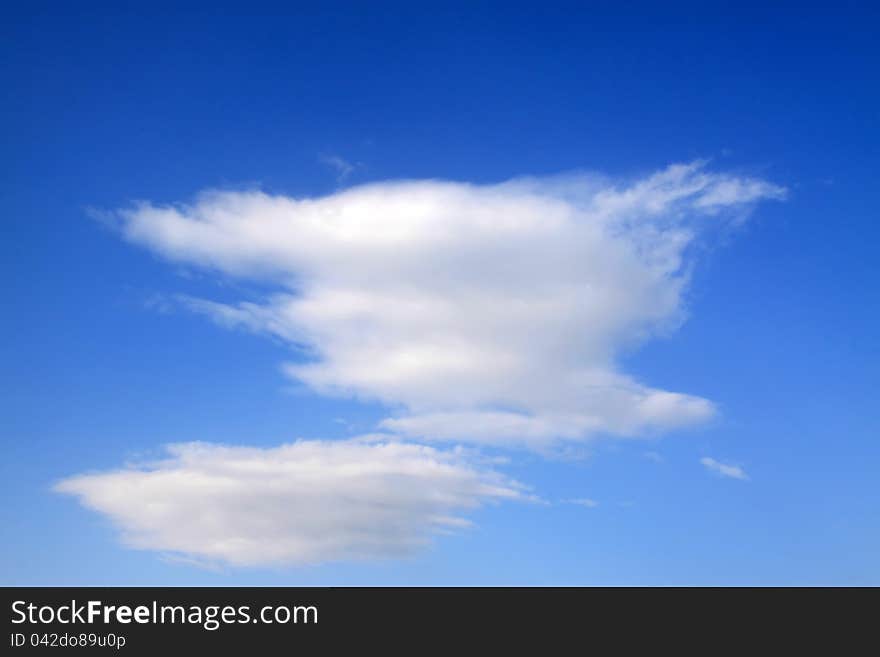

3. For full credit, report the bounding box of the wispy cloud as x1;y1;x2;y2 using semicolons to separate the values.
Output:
643;451;664;463
319;153;358;183
565;498;599;508
55;439;527;567
113;161;784;450
700;457;749;480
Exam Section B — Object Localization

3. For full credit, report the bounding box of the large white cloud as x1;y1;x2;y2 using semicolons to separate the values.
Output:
118;161;784;448
55;440;526;566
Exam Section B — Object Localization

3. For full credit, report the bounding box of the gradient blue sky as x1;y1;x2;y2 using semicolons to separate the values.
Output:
2;2;878;585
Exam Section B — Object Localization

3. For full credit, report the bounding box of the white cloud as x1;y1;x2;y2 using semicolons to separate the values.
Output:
55;440;526;567
319;154;356;183
565;498;599;508
643;451;664;463
117;161;784;449
700;457;749;480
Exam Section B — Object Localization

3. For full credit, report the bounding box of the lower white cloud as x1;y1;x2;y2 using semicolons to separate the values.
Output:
55;440;527;566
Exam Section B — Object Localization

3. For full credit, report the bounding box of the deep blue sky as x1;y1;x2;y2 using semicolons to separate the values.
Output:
2;2;878;584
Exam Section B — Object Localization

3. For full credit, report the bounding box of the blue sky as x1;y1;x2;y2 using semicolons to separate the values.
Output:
2;2;878;585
